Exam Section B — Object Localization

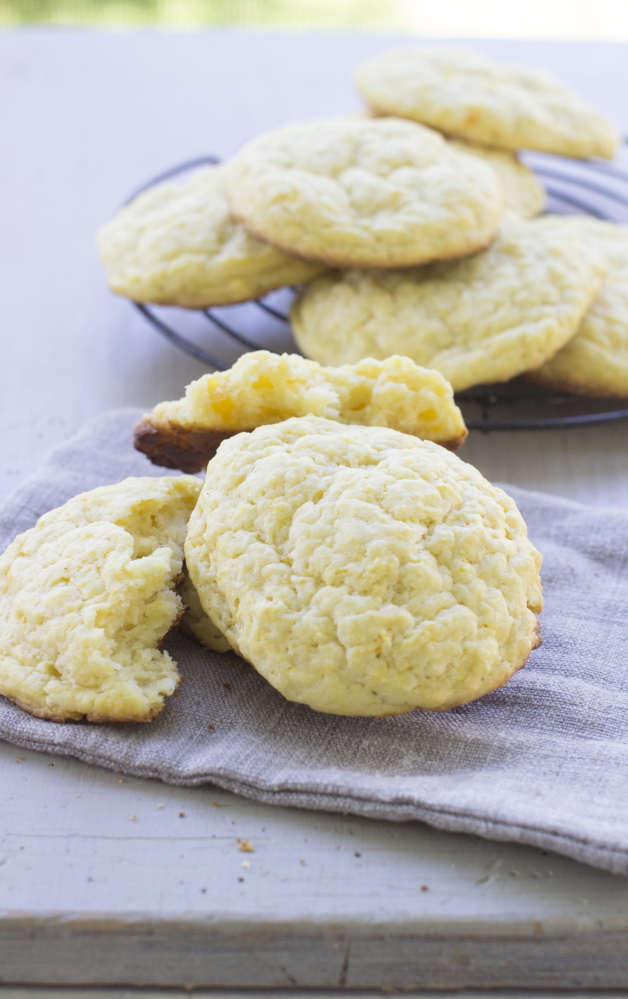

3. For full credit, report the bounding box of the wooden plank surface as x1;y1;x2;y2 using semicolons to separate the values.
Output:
1;28;628;990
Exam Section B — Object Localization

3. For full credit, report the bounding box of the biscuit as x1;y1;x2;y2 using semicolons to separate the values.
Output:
0;476;201;722
97;165;326;309
449;140;544;219
223;117;501;268
291;218;605;392
134;350;467;472
354;47;619;159
185;416;542;716
529;220;628;397
178;572;231;653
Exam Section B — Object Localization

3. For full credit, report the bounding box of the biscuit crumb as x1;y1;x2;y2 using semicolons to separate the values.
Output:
421;884;429;892
129;815;137;822
354;852;361;858
15;757;23;763
207;724;215;730
238;839;255;852
241;860;251;869
179;812;186;818
157;803;164;809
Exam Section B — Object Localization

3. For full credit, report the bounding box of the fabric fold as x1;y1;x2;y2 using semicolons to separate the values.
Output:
1;408;627;875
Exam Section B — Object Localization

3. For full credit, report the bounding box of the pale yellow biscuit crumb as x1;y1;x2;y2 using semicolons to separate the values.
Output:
97;165;326;309
291;218;605;392
0;476;201;722
224;117;501;268
186;416;542;716
354;47;618;159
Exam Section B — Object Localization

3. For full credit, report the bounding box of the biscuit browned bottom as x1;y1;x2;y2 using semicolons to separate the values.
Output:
134;416;468;473
134;418;254;473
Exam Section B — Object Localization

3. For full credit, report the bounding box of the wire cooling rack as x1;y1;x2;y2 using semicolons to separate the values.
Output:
129;146;628;431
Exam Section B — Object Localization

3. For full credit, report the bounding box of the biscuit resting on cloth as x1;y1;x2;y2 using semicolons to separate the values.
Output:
0;476;201;722
185;416;542;716
134;350;467;473
354;46;618;159
223;116;501;267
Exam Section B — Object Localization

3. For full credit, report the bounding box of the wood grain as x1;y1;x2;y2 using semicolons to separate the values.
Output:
1;29;628;990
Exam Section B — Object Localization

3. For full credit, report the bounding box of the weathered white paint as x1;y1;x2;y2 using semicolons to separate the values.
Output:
2;993;628;999
1;29;628;990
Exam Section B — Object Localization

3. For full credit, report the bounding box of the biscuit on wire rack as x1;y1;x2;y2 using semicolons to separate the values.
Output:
223;117;502;268
291;218;605;392
185;416;542;716
354;47;618;159
134;350;468;473
97;164;326;309
448;140;545;219
0;477;201;722
530;220;628;398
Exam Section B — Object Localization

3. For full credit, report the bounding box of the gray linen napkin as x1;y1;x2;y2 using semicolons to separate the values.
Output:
1;408;628;875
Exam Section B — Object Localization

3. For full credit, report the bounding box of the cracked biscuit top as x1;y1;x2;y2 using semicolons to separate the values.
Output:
97;164;326;308
291;218;605;392
223;117;501;268
354;47;618;159
185;416;542;717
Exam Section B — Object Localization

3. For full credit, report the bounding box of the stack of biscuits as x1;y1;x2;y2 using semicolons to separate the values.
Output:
98;46;627;399
2;48;622;729
0;418;543;722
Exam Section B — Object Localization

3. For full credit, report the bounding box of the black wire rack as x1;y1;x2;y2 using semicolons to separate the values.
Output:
130;144;628;432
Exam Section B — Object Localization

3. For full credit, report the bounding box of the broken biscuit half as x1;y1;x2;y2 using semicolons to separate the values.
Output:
134;351;468;473
0;476;201;723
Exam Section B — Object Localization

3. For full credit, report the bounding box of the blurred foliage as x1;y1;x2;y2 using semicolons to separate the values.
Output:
0;0;404;28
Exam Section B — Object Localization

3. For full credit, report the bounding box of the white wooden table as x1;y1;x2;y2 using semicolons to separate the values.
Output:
1;29;628;994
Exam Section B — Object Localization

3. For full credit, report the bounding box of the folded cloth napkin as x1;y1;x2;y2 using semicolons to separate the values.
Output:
1;408;628;875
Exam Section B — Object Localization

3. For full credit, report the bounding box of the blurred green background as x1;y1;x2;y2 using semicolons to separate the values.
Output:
0;0;403;28
1;0;627;38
